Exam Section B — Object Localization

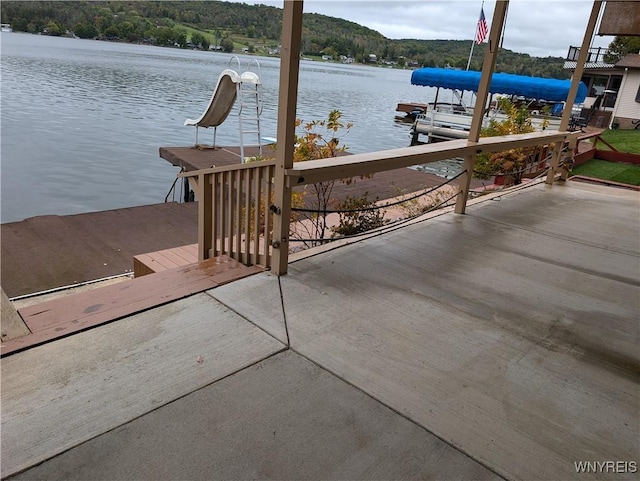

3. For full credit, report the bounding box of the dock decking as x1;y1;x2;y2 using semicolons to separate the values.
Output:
1;202;198;298
160;145;272;171
1;255;263;357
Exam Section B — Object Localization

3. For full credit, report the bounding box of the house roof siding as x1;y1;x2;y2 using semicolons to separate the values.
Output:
615;53;640;69
563;61;615;70
614;70;640;120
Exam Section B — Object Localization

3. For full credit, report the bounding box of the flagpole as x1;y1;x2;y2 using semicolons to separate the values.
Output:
466;1;485;71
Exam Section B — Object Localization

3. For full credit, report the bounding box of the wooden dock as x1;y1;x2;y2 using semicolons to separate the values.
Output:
1;202;199;298
160;145;274;171
2;146;484;299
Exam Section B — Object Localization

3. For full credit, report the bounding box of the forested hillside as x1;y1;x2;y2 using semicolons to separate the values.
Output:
1;0;570;78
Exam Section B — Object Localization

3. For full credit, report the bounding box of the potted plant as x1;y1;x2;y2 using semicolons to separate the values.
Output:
474;98;547;186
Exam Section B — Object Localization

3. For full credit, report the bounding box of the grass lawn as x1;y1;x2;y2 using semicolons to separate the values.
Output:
571;158;640;186
597;129;640;154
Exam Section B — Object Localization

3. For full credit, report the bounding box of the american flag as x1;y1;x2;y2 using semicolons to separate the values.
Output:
476;8;488;44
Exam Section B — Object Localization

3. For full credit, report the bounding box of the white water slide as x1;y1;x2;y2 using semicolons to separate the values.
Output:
184;68;240;143
185;57;264;161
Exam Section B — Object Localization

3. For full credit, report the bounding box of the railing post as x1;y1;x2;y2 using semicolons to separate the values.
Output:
198;173;212;261
547;0;602;184
456;0;508;214
271;1;303;276
559;135;579;181
455;154;476;214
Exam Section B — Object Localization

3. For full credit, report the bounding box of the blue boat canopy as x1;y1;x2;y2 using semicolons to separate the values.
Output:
411;67;587;103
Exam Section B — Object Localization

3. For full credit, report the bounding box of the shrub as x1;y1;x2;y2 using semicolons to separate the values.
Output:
474;98;545;184
331;193;387;237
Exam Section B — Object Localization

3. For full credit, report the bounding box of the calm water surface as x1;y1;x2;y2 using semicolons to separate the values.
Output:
1;33;453;223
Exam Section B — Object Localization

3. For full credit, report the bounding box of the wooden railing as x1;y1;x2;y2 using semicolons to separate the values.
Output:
179;130;580;272
179;160;276;267
566;45;610;64
285;131;574;186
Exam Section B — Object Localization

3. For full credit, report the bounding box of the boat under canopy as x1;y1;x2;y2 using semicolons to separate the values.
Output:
411;67;587;103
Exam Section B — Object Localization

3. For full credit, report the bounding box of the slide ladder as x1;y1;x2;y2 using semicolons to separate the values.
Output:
184;57;264;162
237;58;263;161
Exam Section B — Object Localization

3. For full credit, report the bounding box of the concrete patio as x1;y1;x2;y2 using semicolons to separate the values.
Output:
2;180;638;480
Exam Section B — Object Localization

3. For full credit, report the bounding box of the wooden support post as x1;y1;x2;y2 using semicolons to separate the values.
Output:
560;134;580;181
271;1;303;276
547;0;602;184
197;173;212;261
1;288;30;342
455;154;476;214
455;0;509;214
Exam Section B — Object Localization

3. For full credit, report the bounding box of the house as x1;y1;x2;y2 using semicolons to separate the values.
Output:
564;46;640;130
564;45;622;127
611;53;640;129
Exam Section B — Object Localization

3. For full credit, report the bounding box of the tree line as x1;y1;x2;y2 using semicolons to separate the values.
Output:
1;1;627;78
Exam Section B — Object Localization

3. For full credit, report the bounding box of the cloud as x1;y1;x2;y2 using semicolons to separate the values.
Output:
239;0;615;58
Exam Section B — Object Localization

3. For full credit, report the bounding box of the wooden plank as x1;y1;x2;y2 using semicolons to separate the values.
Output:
171;244;199;263
20;256;238;331
133;244;200;277
161;145;273;172
138;253;182;273
599;1;640;36
154;249;192;269
396;102;428;114
569;175;640;191
208;265;263;286
133;257;155;278
286;131;573;186
1;203;198;298
2;257;263;357
595;150;640;165
1;288;30;341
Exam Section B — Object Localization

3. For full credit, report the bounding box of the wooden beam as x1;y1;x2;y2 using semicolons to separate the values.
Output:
285;131;569;187
547;0;602;184
198;173;212;261
561;1;603;132
1;288;30;342
269;0;303;276
178;159;276;178
456;0;509;214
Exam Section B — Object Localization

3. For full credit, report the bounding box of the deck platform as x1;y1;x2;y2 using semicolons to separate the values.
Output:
1;202;199;298
2;181;637;480
1;255;263;357
133;244;198;277
160;145;274;171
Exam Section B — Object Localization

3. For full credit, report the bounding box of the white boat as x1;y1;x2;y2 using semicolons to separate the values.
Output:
408;68;587;144
412;104;562;143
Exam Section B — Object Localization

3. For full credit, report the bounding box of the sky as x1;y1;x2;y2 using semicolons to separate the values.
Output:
237;0;616;58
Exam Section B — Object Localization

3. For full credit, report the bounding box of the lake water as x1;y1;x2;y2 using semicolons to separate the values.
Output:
1;32;454;223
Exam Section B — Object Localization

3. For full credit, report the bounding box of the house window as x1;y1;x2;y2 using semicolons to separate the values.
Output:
636;85;640;103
